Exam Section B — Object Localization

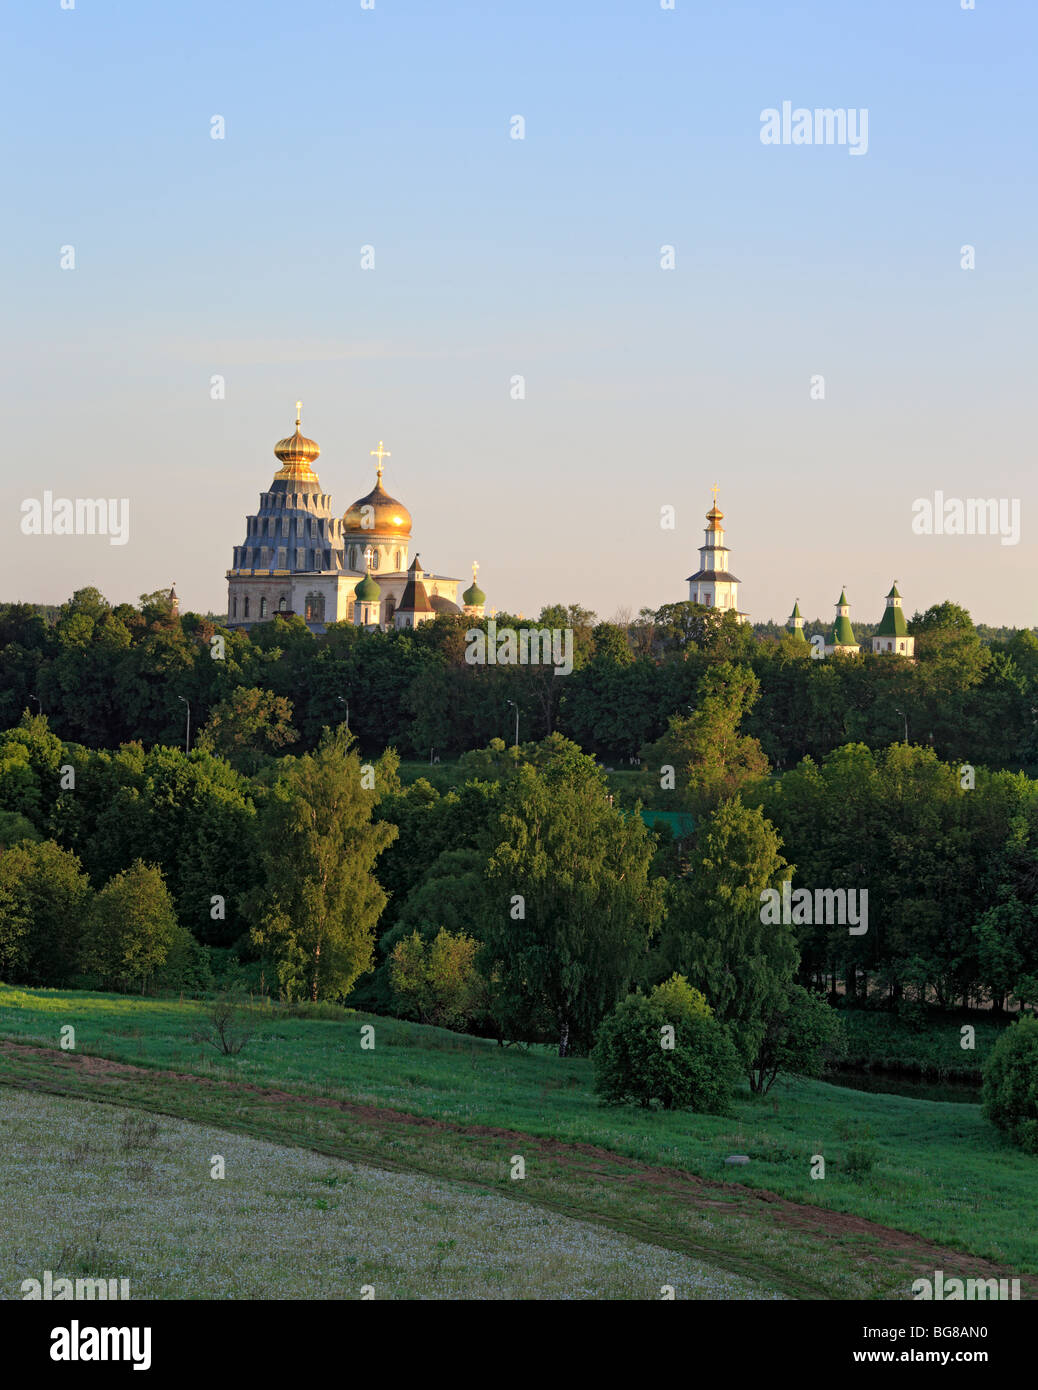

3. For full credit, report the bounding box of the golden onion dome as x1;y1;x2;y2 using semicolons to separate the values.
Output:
273;402;320;480
342;442;412;535
343;479;412;536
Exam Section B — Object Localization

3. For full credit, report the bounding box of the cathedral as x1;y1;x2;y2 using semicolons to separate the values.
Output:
226;406;487;632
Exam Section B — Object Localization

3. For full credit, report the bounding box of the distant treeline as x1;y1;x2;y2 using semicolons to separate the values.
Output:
1;588;1037;773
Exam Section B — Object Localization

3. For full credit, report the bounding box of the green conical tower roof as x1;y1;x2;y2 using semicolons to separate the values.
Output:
833;590;856;647
355;571;381;602
875;579;908;637
788;600;807;641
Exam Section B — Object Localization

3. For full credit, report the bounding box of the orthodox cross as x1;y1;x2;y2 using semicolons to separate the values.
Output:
370;440;391;479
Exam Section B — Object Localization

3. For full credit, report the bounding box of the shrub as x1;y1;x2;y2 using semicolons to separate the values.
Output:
591;993;740;1113
190;995;255;1056
844;1141;878;1180
389;928;486;1031
982;1016;1038;1154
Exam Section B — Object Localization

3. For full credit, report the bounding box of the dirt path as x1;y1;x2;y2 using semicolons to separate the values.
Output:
1;1040;1033;1300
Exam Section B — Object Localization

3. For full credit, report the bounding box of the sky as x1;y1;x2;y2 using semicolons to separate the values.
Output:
3;0;1035;626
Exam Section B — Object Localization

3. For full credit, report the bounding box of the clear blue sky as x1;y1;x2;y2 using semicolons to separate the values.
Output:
4;0;1035;625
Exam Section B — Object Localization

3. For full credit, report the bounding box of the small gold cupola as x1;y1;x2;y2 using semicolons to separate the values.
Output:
706;483;724;532
273;401;321;481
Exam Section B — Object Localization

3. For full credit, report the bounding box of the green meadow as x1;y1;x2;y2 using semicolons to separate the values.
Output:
1;985;1035;1299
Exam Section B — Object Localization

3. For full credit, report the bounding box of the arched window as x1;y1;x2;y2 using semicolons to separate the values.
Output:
395;549;402;570
370;548;380;570
244;597;250;618
385;597;396;624
278;596;287;612
260;597;268;618
232;596;238;618
304;592;326;623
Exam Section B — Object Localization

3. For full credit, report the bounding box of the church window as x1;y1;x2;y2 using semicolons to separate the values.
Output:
385;597;396;624
363;545;374;569
395;549;402;570
282;517;290;537
244;597;250;618
277;549;286;569
350;545;359;569
371;549;380;570
232;596;237;618
260;598;268;618
304;592;325;622
278;596;287;612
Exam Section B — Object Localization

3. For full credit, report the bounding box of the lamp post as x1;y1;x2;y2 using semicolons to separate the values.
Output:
895;708;908;745
337;694;349;728
28;695;41;716
178;696;191;754
506;700;519;748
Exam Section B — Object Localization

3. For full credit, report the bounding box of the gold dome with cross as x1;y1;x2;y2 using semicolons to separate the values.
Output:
342;440;413;536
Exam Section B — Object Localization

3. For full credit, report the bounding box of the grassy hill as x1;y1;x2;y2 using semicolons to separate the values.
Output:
1;984;1035;1299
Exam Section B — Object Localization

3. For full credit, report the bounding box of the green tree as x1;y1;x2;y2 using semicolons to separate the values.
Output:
196;685;298;771
249;729;398;1001
591;988;740;1112
0;839;91;985
479;747;664;1055
640;662;769;815
657;799;796;1067
80;860;179;992
982;1016;1038;1154
748;983;844;1094
388;928;484;1029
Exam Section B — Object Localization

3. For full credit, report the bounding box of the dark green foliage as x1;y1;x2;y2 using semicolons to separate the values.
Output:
982;1017;1038;1154
478;741;665;1055
656;799;797;1068
0;839;91;985
247;730;398;1002
749;984;845;1094
156;930;213;994
591;994;740;1113
843;1141;879;1180
0;810;42;847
